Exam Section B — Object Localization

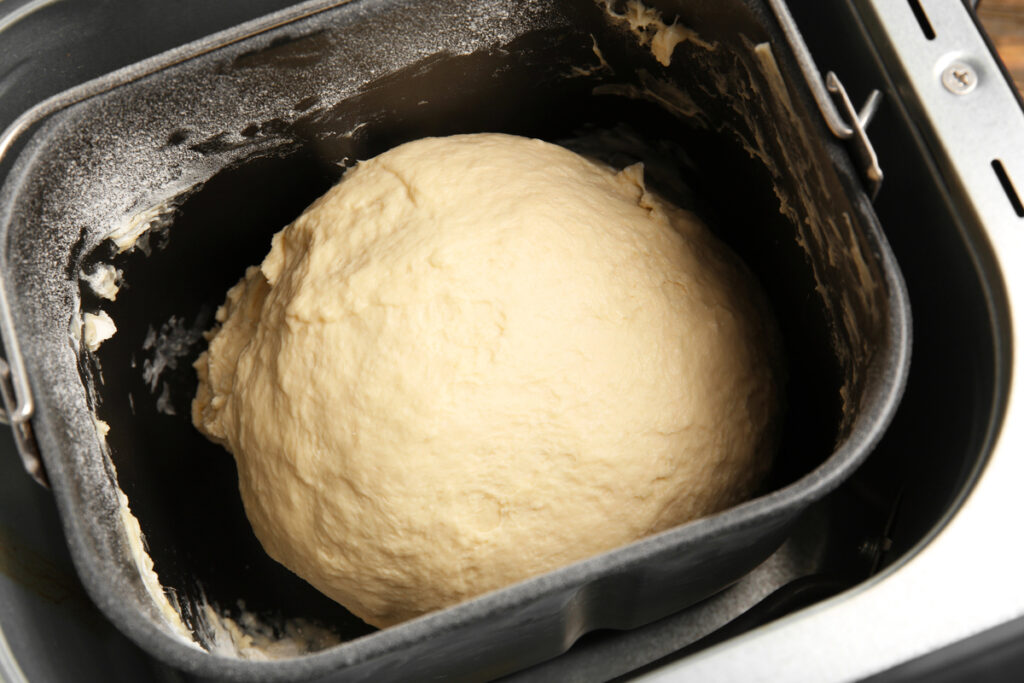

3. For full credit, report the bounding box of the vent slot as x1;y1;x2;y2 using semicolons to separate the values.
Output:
908;0;936;40
992;159;1024;218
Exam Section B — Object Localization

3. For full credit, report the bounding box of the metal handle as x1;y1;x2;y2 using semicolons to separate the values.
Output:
0;108;43;484
0;357;45;486
765;0;885;198
0;108;51;487
0;290;34;426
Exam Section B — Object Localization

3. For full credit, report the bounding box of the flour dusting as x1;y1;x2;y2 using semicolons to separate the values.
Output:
195;602;342;661
141;313;208;415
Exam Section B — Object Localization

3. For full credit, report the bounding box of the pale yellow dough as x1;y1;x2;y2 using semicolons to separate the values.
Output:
192;133;782;628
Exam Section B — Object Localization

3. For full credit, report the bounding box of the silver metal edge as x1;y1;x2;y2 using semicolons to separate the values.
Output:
0;618;30;683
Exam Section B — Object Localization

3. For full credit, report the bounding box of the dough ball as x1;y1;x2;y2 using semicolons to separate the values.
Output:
192;133;782;628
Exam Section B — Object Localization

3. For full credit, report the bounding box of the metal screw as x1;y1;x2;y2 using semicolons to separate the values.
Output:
942;62;978;95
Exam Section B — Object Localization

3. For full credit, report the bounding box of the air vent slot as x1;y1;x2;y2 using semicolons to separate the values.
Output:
992;159;1024;218
908;0;936;40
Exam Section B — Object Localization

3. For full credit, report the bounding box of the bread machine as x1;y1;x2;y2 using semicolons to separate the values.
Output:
0;0;1019;680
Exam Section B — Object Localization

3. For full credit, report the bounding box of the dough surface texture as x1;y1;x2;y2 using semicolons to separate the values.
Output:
192;133;781;628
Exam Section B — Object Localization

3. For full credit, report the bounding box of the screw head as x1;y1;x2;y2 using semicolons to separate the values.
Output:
942;62;978;94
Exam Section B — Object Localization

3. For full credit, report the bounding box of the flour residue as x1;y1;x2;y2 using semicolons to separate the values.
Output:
195;602;342;661
155;383;176;416
69;310;83;347
141;313;207;415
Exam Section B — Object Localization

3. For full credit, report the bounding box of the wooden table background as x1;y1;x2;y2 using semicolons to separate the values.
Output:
979;0;1024;92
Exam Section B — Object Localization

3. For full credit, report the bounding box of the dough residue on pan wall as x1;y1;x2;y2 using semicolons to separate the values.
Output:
105;200;176;255
196;603;341;660
82;311;116;352
81;264;122;301
192;133;783;629
597;0;717;67
116;490;196;645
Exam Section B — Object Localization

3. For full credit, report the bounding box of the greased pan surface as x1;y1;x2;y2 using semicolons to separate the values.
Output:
0;0;910;680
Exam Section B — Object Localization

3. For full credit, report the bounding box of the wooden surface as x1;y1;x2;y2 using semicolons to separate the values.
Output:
979;0;1024;93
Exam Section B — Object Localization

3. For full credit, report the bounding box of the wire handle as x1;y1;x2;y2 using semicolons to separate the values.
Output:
765;0;885;198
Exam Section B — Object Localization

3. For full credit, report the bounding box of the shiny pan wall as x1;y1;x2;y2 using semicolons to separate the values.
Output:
0;0;910;680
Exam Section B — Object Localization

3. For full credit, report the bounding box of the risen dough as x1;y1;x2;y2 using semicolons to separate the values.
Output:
192;133;781;628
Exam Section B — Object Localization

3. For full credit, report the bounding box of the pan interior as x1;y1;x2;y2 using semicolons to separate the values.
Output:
3;0;889;658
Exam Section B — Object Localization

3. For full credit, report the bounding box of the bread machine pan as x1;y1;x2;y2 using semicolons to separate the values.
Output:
0;0;911;680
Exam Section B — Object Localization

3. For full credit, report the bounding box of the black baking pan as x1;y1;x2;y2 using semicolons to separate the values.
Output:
0;0;910;680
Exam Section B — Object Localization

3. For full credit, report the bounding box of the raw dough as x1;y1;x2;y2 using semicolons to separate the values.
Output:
82;310;117;352
192;133;782;628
